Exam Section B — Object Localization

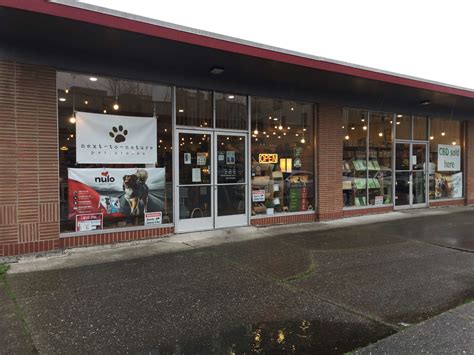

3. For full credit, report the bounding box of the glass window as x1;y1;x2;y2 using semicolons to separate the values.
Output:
368;112;393;205
251;97;315;215
215;92;247;130
413;115;428;141
176;87;213;127
429;118;463;200
58;72;173;232
395;114;412;140
342;109;368;207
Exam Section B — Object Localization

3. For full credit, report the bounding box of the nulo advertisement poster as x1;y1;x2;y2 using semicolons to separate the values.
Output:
68;168;165;220
75;111;157;164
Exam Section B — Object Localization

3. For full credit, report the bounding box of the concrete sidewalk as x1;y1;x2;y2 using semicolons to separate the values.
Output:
356;301;474;354
1;207;473;353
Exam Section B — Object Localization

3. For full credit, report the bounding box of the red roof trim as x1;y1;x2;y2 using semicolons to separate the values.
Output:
2;0;474;99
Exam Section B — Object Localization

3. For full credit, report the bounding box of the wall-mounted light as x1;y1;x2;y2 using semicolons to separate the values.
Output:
452;141;457;145
113;103;119;110
65;89;69;94
280;158;293;173
430;136;434;140
228;95;235;99
345;135;350;140
378;132;383;137
59;97;66;102
441;132;446;136
300;138;306;144
69;116;76;124
178;109;184;113
60;146;68;151
363;126;367;130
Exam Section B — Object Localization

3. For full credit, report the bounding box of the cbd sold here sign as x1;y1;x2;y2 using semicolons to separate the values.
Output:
438;144;461;171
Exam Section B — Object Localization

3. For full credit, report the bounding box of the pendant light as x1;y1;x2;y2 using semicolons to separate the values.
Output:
69;75;76;124
253;106;259;135
113;80;119;110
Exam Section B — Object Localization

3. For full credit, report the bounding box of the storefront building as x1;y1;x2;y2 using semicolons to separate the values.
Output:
1;1;474;256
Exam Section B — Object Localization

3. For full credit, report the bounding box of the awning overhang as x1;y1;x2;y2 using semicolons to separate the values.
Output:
0;0;473;119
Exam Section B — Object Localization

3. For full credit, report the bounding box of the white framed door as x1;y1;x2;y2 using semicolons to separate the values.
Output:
174;129;248;233
174;129;214;233
394;142;428;209
214;131;248;229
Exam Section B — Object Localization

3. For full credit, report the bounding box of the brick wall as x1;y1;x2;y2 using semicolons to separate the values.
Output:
0;61;60;256
316;104;344;220
466;121;474;205
0;61;176;257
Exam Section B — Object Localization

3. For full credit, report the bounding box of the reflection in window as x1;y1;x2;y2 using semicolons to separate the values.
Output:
413;115;428;140
58;72;173;232
343;110;394;207
342;110;368;207
251;97;315;215
176;87;213;128
368;112;393;205
215;92;247;130
429;118;463;200
395;114;411;140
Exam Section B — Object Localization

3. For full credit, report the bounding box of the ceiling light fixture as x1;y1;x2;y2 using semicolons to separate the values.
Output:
430;136;434;140
419;100;431;106
178;109;184;113
210;67;224;75
59;97;66;102
228;95;235;99
89;77;98;82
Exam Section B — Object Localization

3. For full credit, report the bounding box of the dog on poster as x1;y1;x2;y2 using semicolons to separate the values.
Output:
122;169;149;216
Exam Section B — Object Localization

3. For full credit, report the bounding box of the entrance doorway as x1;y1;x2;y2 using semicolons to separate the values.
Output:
394;142;428;209
174;129;248;233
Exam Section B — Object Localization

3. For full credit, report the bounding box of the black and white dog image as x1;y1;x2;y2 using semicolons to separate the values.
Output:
122;169;149;216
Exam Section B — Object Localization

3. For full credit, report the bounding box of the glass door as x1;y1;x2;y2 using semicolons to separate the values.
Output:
394;142;427;209
175;130;213;232
214;132;248;228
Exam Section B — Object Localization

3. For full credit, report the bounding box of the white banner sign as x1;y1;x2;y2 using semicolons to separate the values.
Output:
76;111;157;164
437;144;461;171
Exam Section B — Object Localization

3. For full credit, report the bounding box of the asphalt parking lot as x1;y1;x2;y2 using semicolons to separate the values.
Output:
2;207;474;354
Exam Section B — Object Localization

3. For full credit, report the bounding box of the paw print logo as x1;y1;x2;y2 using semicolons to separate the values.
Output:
109;125;128;143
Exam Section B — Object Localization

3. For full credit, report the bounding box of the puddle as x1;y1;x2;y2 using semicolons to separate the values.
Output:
141;319;395;354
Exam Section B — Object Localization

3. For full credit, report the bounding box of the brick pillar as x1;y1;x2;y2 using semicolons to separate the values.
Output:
316;103;343;220
0;61;59;256
466;121;474;205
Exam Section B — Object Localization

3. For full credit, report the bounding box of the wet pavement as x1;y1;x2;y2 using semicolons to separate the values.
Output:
2;208;474;354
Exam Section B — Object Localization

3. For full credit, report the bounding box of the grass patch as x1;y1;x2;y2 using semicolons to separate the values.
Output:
281;253;317;283
0;263;10;277
0;263;34;344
